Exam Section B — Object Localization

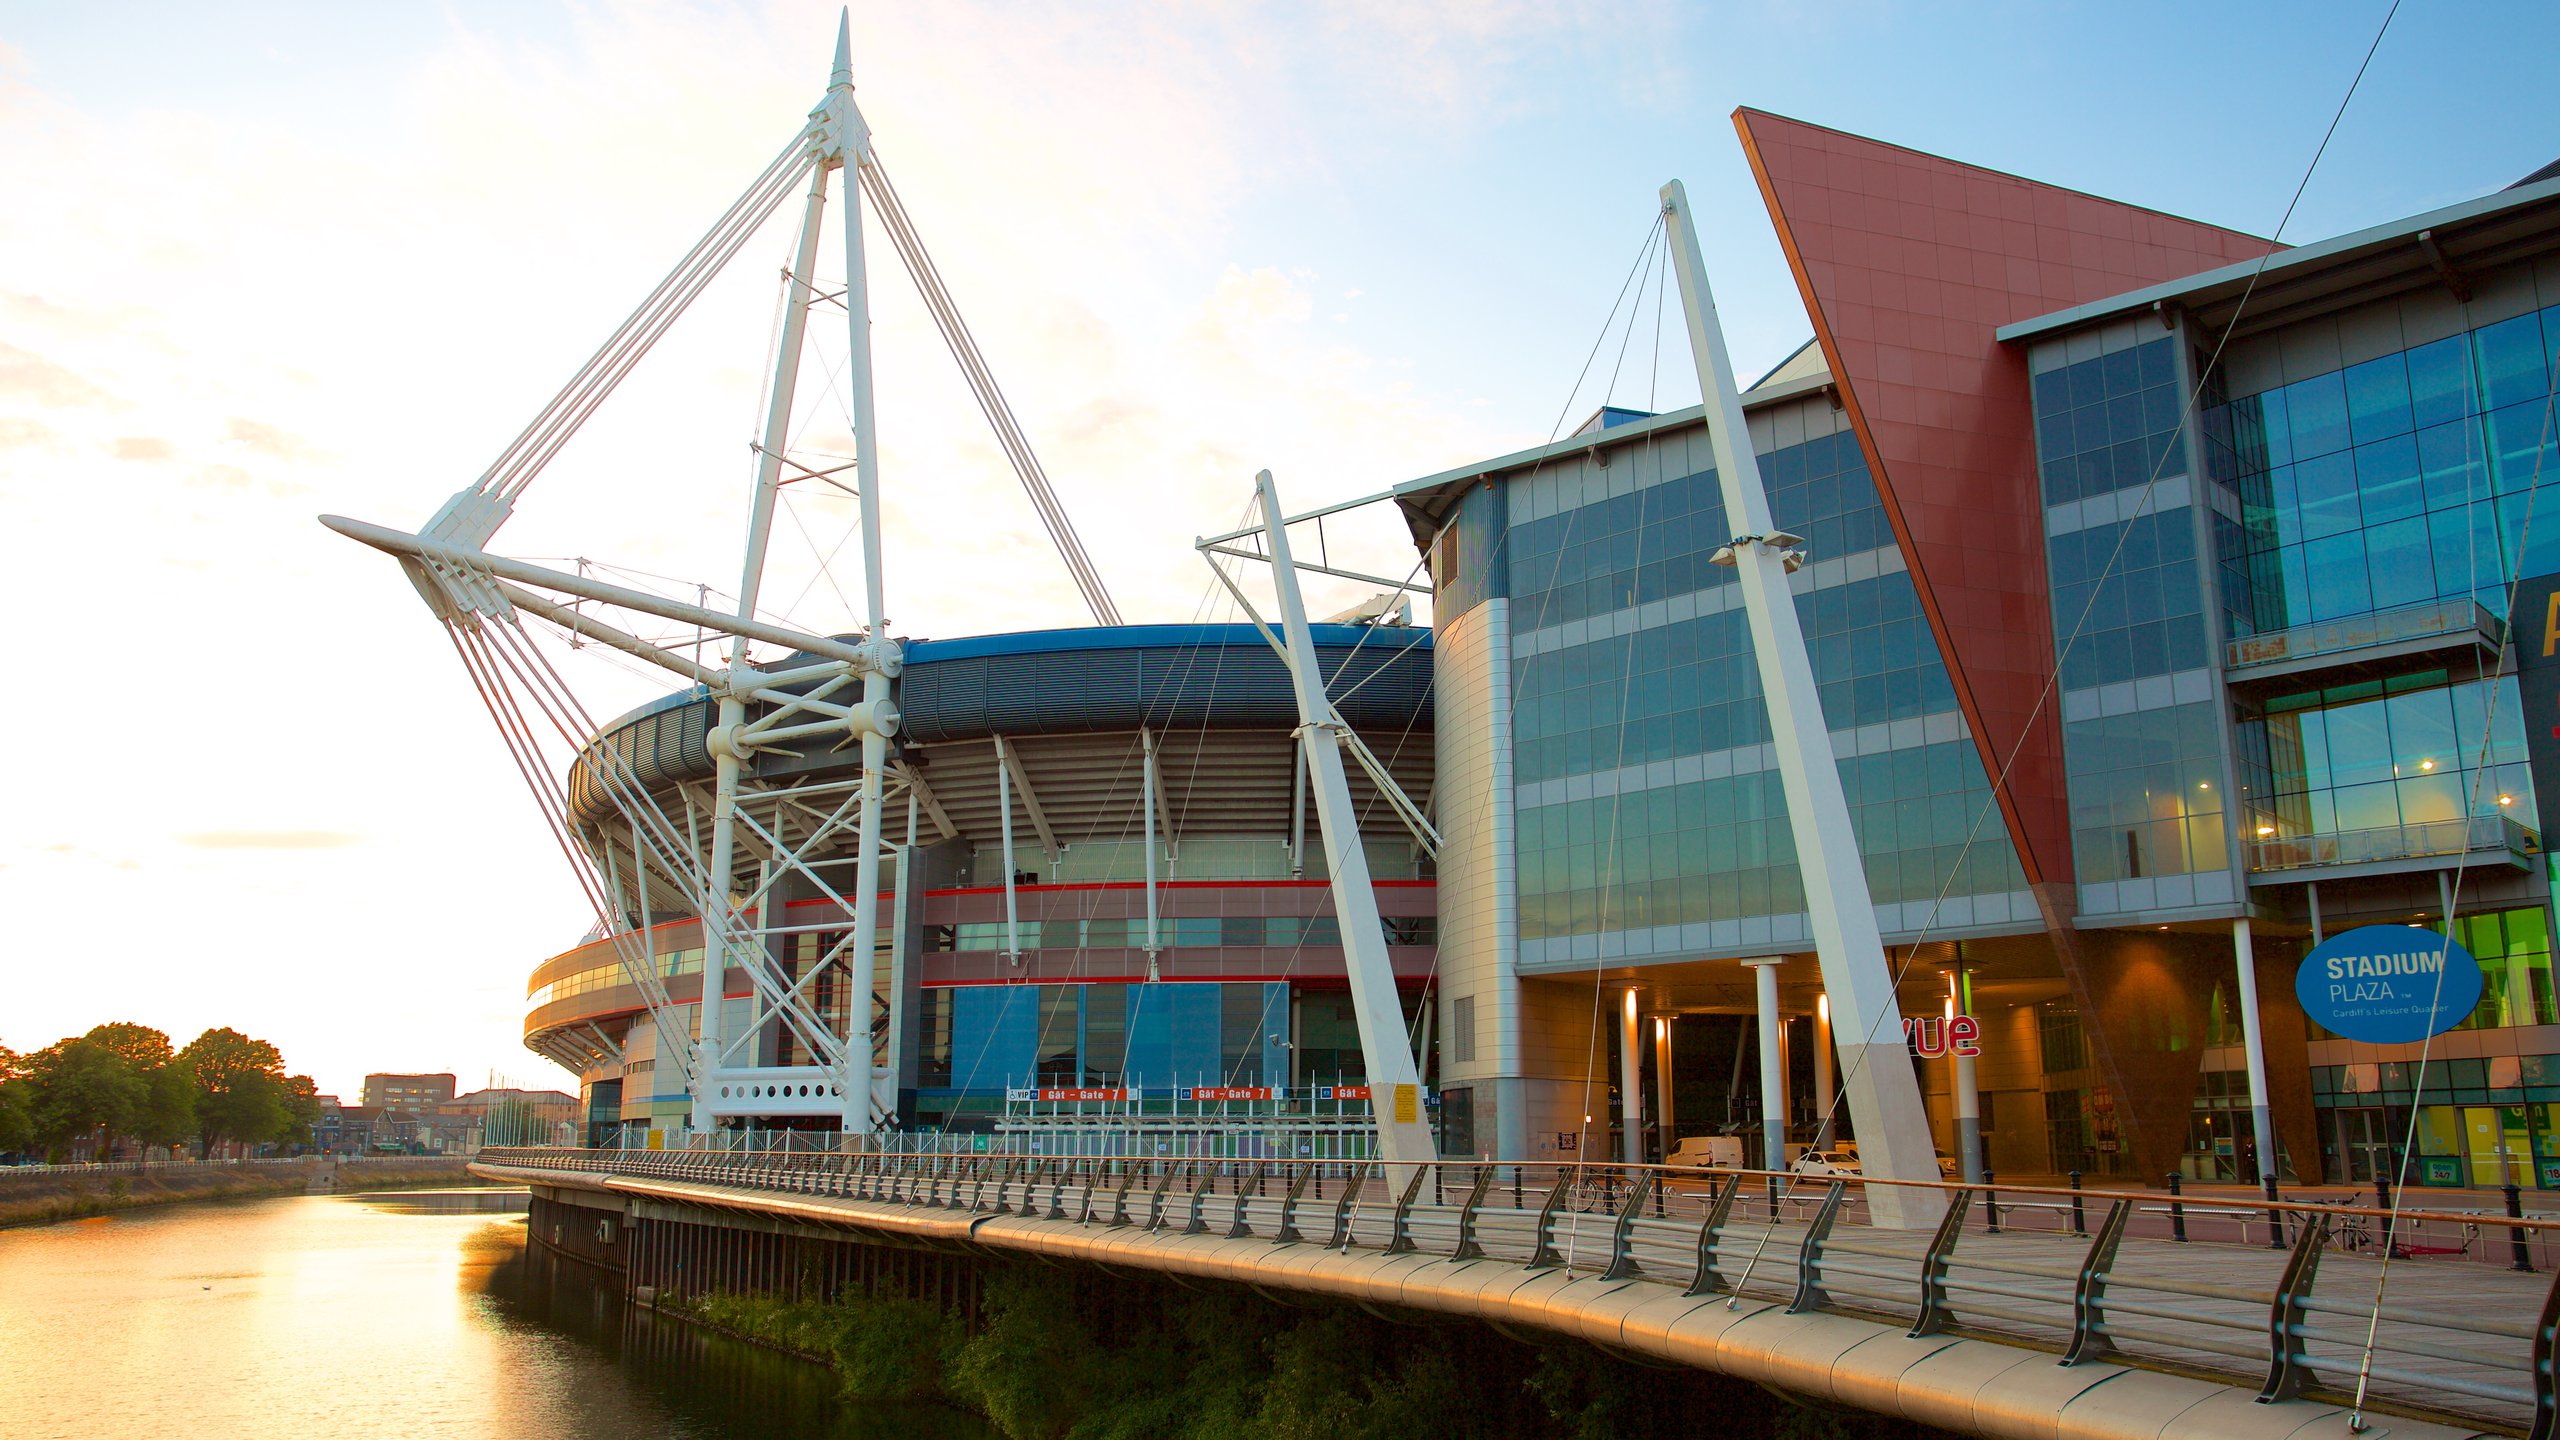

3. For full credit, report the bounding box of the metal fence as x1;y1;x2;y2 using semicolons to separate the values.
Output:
482;1146;2560;1435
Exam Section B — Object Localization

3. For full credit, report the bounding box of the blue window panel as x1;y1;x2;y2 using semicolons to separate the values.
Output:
2364;517;2436;611
2302;533;2375;621
950;986;1040;1091
2476;311;2550;412
2408;335;2473;429
2344;352;2413;444
2287;372;2352;462
1122;982;1223;1090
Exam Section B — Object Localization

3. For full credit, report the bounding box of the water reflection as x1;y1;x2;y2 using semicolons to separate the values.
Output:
0;1191;985;1440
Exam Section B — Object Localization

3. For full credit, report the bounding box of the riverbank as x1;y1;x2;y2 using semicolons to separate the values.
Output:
653;1262;1942;1440
0;1158;479;1228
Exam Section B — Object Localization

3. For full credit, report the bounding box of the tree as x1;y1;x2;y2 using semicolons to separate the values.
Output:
0;1046;32;1155
178;1028;294;1157
82;1022;173;1072
84;1023;190;1156
25;1037;147;1160
134;1064;198;1154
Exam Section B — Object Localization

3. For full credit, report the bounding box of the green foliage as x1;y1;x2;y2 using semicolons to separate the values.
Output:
670;1260;1945;1440
832;1294;961;1403
177;1028;301;1154
134;1064;198;1152
25;1037;148;1157
0;1046;32;1154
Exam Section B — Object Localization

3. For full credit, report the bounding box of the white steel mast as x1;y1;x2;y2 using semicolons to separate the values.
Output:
1659;179;1943;1227
327;14;1124;1142
1254;470;1437;1174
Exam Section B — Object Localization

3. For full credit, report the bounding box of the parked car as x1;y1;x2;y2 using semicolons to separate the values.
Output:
1830;1140;1960;1179
1667;1136;1744;1170
1790;1149;1862;1178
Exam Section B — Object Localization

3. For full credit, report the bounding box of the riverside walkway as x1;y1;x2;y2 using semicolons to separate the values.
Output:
475;1147;2559;1440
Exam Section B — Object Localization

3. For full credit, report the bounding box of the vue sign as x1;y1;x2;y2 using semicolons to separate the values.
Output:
2295;924;2483;1044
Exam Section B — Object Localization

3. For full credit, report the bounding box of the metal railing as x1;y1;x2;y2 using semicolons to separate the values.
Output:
2224;597;2502;676
2246;813;2539;873
479;1147;2560;1435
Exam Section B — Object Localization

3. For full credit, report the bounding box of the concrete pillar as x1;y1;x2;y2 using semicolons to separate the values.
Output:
2232;918;2279;1186
1653;1017;1675;1156
1743;958;1785;1171
1618;987;1643;1164
1949;975;1981;1183
1813;994;1835;1149
2307;880;2323;945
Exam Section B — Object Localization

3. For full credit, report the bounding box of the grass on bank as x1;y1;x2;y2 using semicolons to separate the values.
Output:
668;1264;1942;1440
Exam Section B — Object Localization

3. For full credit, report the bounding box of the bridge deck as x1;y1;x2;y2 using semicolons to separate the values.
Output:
478;1150;2548;1440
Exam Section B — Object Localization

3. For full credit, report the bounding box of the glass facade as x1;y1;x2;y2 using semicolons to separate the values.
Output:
2062;702;2226;885
2233;669;2534;851
2208;304;2560;639
917;980;1294;1094
2030;336;2231;904
1502;419;2027;953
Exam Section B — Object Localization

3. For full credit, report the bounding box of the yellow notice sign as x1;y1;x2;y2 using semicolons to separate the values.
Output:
1393;1084;1418;1125
647;1129;665;1151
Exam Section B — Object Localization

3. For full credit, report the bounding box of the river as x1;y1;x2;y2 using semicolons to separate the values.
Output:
0;1189;988;1440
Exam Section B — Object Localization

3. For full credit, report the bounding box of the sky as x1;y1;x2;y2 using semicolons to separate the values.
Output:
2;0;2554;1102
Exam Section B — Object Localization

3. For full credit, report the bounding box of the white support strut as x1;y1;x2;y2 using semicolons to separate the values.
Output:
1660;179;1943;1228
1253;469;1436;1175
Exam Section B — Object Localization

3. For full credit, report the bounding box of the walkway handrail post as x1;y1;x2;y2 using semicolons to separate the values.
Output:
1603;1171;1659;1281
2168;1172;2187;1242
2070;1170;2085;1236
2511;1182;2536;1273
1685;1173;1742;1298
2264;1173;2287;1251
1981;1167;2000;1234
1326;1162;1374;1250
2529;1265;2560;1440
1188;1163;1214;1236
1147;1161;1182;1232
2061;1199;2132;1366
2257;1211;2329;1403
1787;1181;1847;1312
1275;1163;1315;1245
1452;1165;1496;1261
1385;1165;1430;1255
1226;1162;1262;1239
1109;1159;1136;1227
1529;1169;1572;1271
1907;1187;1974;1337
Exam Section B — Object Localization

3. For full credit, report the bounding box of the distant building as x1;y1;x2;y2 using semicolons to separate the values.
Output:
362;1073;456;1111
418;1087;581;1153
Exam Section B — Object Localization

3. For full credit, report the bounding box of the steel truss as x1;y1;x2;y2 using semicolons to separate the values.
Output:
326;16;1111;1140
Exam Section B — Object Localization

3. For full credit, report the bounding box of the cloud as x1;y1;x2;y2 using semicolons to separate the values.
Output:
0;340;108;406
110;436;172;461
0;417;54;449
225;416;323;461
176;830;368;850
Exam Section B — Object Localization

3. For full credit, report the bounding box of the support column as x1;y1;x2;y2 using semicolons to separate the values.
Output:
1663;179;1938;1226
1950;974;1982;1183
1653;1016;1675;1157
1618;987;1643;1165
1253;469;1434;1171
689;693;747;1135
2308;881;2324;946
1141;727;1162;983
1813;994;1836;1149
1743;958;1786;1172
2232;918;2279;1186
996;735;1021;965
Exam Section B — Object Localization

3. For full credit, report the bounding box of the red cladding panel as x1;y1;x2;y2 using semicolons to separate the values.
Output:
1733;110;2276;886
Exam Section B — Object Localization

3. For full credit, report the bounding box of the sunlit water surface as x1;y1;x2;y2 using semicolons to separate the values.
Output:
0;1190;983;1440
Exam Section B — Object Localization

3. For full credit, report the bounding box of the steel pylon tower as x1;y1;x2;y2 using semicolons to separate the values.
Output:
325;14;1117;1139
